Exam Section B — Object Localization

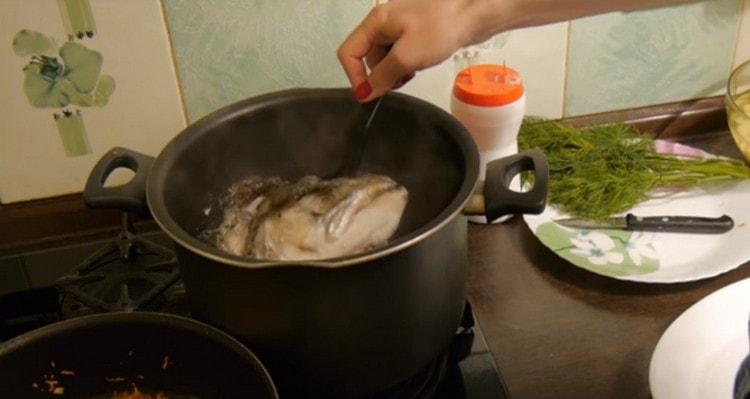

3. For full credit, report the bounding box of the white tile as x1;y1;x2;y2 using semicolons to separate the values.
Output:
735;0;750;68
397;57;456;113
0;0;186;203
399;23;568;119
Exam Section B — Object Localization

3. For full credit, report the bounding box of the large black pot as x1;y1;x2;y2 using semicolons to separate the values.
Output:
0;312;278;398
83;88;548;398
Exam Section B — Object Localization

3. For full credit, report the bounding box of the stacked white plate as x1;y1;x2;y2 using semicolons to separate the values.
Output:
649;277;750;398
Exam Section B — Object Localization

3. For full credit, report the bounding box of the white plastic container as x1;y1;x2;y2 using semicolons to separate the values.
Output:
451;64;526;224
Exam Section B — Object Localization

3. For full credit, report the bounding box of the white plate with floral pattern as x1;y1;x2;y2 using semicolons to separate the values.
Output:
523;142;750;283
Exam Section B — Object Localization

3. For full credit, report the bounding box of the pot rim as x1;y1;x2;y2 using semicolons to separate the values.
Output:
146;88;480;269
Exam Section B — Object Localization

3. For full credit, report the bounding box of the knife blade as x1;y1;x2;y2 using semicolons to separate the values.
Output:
555;214;734;234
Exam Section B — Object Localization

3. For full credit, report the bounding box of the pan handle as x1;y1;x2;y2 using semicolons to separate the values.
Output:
464;149;548;222
83;147;155;213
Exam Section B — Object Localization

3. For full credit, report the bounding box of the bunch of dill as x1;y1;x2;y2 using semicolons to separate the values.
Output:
518;117;750;220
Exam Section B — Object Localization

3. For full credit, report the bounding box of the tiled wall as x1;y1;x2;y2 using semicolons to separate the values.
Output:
162;0;372;122
163;0;750;122
565;0;743;116
1;0;749;203
1;0;185;203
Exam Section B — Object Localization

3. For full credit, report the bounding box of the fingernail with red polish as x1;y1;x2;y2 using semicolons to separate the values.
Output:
354;81;372;101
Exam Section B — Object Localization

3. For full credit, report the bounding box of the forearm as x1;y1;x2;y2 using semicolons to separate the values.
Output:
337;0;700;99
463;0;698;43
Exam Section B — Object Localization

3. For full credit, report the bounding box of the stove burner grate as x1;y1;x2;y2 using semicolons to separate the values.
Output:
56;214;178;317
370;303;475;399
372;351;450;399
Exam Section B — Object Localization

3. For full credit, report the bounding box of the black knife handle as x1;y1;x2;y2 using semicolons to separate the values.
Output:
625;214;734;234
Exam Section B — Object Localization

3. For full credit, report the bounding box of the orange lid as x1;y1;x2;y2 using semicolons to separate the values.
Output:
453;64;524;107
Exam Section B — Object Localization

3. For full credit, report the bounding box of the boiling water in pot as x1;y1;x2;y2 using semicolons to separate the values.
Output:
205;174;408;261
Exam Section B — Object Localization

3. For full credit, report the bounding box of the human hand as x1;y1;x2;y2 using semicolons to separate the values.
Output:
337;0;688;103
337;0;501;102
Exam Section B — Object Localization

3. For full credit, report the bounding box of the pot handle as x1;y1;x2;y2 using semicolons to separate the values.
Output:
464;149;549;222
83;147;155;213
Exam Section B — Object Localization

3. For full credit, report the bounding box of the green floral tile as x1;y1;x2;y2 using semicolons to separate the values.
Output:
1;1;184;202
565;0;742;117
163;0;371;122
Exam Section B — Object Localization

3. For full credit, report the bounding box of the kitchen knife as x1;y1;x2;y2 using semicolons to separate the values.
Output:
555;214;734;234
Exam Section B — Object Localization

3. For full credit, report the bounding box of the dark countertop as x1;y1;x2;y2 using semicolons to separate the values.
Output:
466;132;750;399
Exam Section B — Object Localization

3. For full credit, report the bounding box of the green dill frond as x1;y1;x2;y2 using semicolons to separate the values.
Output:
518;117;750;220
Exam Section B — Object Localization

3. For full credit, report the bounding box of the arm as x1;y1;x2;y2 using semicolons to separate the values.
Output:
338;0;696;102
475;0;694;37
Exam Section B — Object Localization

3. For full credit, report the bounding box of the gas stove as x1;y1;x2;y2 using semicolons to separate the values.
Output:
0;218;510;399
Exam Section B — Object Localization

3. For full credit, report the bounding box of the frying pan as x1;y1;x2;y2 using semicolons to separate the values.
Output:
0;312;278;398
